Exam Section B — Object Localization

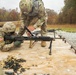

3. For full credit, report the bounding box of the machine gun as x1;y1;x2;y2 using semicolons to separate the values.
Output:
4;25;55;55
4;35;53;55
4;35;53;41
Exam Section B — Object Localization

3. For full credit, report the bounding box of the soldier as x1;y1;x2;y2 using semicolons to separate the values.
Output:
18;0;48;47
0;22;22;52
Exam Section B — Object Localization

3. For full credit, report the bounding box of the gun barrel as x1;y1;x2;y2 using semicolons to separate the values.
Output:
15;36;53;41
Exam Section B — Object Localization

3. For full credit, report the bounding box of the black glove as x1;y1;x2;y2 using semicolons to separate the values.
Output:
14;41;22;47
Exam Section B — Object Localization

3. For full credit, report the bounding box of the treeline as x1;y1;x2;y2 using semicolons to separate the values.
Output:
46;9;58;24
0;7;58;24
57;0;76;24
0;7;20;21
48;0;76;24
0;0;76;25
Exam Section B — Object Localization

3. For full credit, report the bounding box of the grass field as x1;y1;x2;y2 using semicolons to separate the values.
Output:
47;24;76;32
0;21;76;32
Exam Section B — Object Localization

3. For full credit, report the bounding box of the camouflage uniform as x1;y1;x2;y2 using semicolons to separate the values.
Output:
19;0;47;36
19;0;47;47
0;22;21;52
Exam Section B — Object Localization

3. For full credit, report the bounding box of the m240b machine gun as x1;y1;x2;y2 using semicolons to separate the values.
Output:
4;35;53;55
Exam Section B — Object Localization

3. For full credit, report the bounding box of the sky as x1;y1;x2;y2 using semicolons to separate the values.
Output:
0;0;64;13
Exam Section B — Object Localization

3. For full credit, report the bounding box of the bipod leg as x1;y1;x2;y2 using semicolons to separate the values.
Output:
29;40;37;48
29;40;33;48
49;40;52;55
54;30;55;41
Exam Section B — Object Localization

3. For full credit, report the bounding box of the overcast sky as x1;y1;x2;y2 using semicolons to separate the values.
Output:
0;0;64;13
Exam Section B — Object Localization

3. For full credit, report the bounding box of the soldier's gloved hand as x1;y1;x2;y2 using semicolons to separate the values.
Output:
26;26;35;36
14;41;22;47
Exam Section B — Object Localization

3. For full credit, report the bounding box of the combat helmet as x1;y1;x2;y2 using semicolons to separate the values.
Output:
19;0;32;13
3;22;16;33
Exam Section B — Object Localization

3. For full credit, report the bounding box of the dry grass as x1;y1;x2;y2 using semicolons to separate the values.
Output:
0;21;76;32
47;24;76;28
0;21;21;27
47;24;76;32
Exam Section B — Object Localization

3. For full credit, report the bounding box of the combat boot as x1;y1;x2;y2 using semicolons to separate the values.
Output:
41;41;46;47
29;40;33;48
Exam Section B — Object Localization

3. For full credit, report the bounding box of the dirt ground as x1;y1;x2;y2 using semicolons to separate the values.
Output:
0;35;76;75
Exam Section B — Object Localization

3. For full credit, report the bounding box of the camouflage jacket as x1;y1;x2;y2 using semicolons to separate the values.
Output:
19;0;46;17
18;0;48;36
